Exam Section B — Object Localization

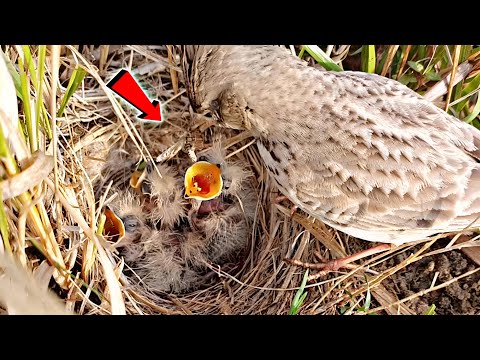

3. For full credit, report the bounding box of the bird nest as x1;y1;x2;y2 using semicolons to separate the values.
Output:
2;45;480;315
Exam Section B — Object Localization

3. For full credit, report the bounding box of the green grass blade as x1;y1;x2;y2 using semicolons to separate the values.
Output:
21;46;38;88
35;46;47;140
454;74;480;113
425;71;442;82
460;45;472;63
298;46;305;59
361;45;376;74
452;80;465;112
376;47;390;76
356;287;372;313
425;46;446;74
58;66;87;117
41;103;52;140
22;45;51;139
17;57;36;152
292;270;308;304
0;124;14;254
289;269;309;315
1;50;23;101
423;304;436;315
297;292;308;309
416;45;427;61
0;189;12;254
463;93;480;124
303;45;343;72
462;74;480;97
472;118;480;129
0;124;19;176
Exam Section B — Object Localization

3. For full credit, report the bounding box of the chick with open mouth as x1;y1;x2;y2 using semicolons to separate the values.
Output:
95;141;257;294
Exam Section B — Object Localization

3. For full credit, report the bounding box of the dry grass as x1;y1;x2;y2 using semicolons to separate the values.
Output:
1;45;480;315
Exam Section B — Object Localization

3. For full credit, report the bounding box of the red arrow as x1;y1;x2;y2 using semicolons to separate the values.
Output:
106;69;162;121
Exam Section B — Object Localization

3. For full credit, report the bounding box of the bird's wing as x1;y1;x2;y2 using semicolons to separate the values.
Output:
286;71;480;239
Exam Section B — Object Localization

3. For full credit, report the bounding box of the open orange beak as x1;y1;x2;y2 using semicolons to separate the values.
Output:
103;207;125;243
184;161;223;201
130;170;142;188
130;162;148;192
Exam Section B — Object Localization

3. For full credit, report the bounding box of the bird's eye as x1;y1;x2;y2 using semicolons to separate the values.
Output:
198;156;208;162
211;99;220;111
210;99;224;122
141;181;152;196
145;161;154;174
122;216;139;232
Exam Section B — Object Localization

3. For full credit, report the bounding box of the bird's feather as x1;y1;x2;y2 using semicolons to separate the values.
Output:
184;45;480;244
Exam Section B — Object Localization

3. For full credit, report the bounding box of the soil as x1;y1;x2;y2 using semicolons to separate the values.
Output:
368;238;480;315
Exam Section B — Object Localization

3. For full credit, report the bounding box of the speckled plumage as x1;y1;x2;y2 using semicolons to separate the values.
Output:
183;45;480;245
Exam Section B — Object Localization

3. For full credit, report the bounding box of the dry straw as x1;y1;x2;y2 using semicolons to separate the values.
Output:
1;45;480;315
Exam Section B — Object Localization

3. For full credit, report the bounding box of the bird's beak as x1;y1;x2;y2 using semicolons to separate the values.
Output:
184;161;223;201
129;161;148;193
103;207;126;243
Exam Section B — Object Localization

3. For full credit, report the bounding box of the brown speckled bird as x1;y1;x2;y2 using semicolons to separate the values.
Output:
182;45;480;251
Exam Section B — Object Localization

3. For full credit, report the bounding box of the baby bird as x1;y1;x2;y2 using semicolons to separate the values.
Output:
119;227;205;294
182;45;480;249
141;162;187;229
93;148;140;199
96;140;256;294
189;143;257;264
103;189;148;248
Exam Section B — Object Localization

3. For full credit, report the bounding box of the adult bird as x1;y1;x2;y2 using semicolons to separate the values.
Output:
181;45;480;272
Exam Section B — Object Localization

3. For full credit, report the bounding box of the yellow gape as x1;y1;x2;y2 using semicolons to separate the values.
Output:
103;207;126;243
184;161;223;201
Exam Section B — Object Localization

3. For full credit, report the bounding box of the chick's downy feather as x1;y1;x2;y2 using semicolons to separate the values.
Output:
110;144;257;294
143;163;186;229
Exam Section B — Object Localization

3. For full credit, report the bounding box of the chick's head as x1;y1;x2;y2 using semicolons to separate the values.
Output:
103;189;147;246
196;142;254;199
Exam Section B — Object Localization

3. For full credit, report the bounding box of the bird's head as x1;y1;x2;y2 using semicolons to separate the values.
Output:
103;206;145;246
181;46;251;131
